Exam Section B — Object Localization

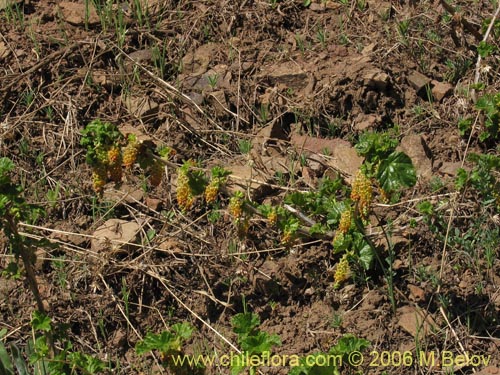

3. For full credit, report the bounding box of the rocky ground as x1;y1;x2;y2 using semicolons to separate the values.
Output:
0;0;499;374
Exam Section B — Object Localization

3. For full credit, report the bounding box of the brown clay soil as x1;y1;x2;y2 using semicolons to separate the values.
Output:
1;0;499;374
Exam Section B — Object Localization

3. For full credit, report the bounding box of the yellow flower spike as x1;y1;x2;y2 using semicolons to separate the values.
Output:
338;208;352;234
267;209;278;226
351;170;373;219
229;194;243;219
333;253;351;289
204;178;220;204
176;170;194;211
92;164;107;193
122;139;140;169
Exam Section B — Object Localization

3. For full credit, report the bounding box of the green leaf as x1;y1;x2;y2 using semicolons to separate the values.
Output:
479;131;490;142
170;323;194;341
288;365;307;375
135;323;194;354
187;170;208;196
1;262;21;279
318;177;345;197
455;168;469;190
355;130;399;164
470;82;485;91
135;331;175;355
417;201;434;215
477;40;496;58
0;333;14;375
332;232;351;253
230;354;246;375
282;218;300;234
309;223;327;235
289;353;339;375
376;151;417;192
240;332;281;355
353;233;373;270
31;336;49;360
67;352;107;373
31;312;51;332
457;117;472;136
476;94;496;116
146;229;156;243
211;166;231;179
330;334;370;356
258;203;274;217
0;158;15;186
232;313;260;336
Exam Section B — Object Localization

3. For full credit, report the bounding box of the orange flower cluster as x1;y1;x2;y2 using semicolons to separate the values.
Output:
176;171;194;211
107;146;123;183
228;194;243;219
122;139;139;169
204;178;221;204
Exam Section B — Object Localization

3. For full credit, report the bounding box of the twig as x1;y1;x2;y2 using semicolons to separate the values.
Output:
6;217;56;357
438;0;482;41
0;42;82;94
472;1;500;102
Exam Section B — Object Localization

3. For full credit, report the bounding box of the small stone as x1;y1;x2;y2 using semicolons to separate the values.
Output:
439;161;465;177
145;197;162;211
290;134;363;183
123;49;153;73
408;284;426;302
397;305;436;339
431;80;454;102
208;90;228;117
393;259;404;270
103;183;145;203
260;61;311;91
361;42;378;56
91;219;141;253
158;238;184;254
57;1;100;25
122;95;159;121
0;41;10;60
353;114;379;132
398;134;433;180
182;44;215;76
407;71;432;97
475;367;500;375
301;166;317;187
362;68;389;90
309;3;325;11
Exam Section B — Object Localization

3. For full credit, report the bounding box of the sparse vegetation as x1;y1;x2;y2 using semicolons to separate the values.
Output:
1;0;499;374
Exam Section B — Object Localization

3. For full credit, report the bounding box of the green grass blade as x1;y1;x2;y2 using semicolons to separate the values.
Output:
0;339;14;375
11;345;29;375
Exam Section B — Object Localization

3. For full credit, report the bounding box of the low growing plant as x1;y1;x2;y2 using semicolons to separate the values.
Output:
136;323;203;374
459;92;500;142
0;157;52;339
80;120;124;193
289;334;370;375
81;120;175;193
230;311;281;375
